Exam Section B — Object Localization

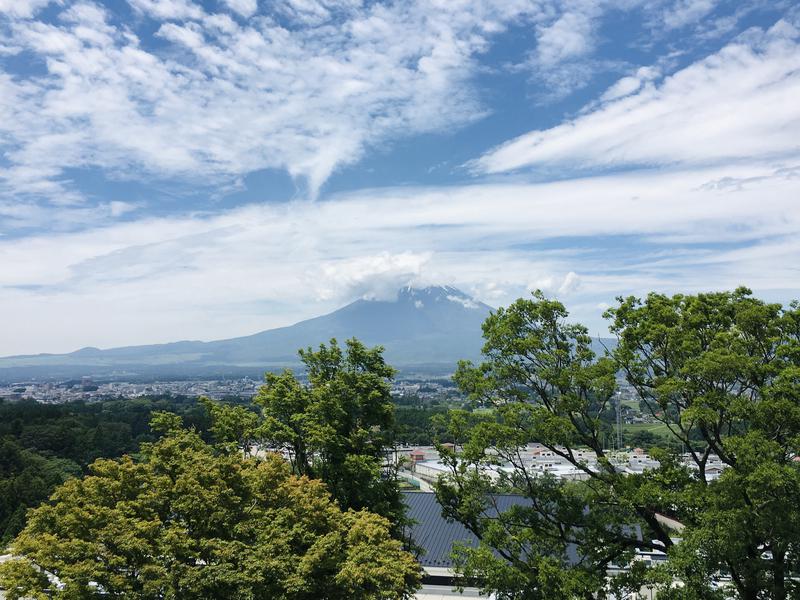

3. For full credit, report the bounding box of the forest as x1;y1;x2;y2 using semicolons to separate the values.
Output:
0;395;217;544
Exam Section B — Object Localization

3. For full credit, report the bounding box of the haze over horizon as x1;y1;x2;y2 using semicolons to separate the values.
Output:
0;285;503;380
2;0;799;356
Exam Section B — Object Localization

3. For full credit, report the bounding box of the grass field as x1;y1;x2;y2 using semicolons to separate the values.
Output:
622;422;671;437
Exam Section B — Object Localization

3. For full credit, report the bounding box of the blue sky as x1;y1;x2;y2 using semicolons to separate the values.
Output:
0;0;799;354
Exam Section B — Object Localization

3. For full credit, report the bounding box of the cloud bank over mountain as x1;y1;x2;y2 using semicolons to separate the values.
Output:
2;161;797;354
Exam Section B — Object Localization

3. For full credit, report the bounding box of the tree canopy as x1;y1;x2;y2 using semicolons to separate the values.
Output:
0;395;214;545
0;339;408;549
255;338;404;526
0;413;420;600
437;288;800;599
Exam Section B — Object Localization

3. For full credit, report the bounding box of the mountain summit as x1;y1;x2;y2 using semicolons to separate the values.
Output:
0;286;493;380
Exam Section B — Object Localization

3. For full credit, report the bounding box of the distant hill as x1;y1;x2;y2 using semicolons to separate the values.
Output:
0;286;618;382
0;286;496;381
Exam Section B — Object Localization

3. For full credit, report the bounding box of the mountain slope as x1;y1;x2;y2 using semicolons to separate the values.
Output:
0;286;493;379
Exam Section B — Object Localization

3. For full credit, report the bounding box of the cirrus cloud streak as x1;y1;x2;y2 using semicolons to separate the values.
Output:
475;20;800;174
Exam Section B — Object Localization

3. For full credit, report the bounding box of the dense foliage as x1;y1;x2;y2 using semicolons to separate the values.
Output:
394;404;449;445
0;395;212;464
0;395;214;546
0;340;409;547
437;288;800;600
255;338;405;527
0;440;80;546
0;414;421;599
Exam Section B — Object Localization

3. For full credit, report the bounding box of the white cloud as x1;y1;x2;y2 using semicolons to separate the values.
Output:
519;0;608;101
1;161;798;354
0;0;543;203
313;251;431;302
0;198;137;230
0;0;51;18
598;66;660;102
476;21;800;174
222;0;257;18
530;271;581;296
661;0;718;30
446;295;480;309
278;0;363;25
127;0;205;20
558;271;581;295
535;8;595;66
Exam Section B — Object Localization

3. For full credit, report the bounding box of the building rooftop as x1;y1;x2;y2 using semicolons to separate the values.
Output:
401;492;585;569
402;491;645;572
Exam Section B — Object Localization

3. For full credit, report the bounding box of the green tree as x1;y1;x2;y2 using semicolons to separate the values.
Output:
0;437;80;546
198;396;260;454
255;338;404;526
627;428;659;448
607;288;800;599
0;395;229;542
0;416;420;600
437;289;800;599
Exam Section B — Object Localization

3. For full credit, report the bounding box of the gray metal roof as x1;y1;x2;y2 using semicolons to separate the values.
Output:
402;491;541;568
402;491;479;567
401;492;634;569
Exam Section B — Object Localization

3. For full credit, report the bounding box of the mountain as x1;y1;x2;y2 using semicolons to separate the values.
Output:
0;286;494;380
